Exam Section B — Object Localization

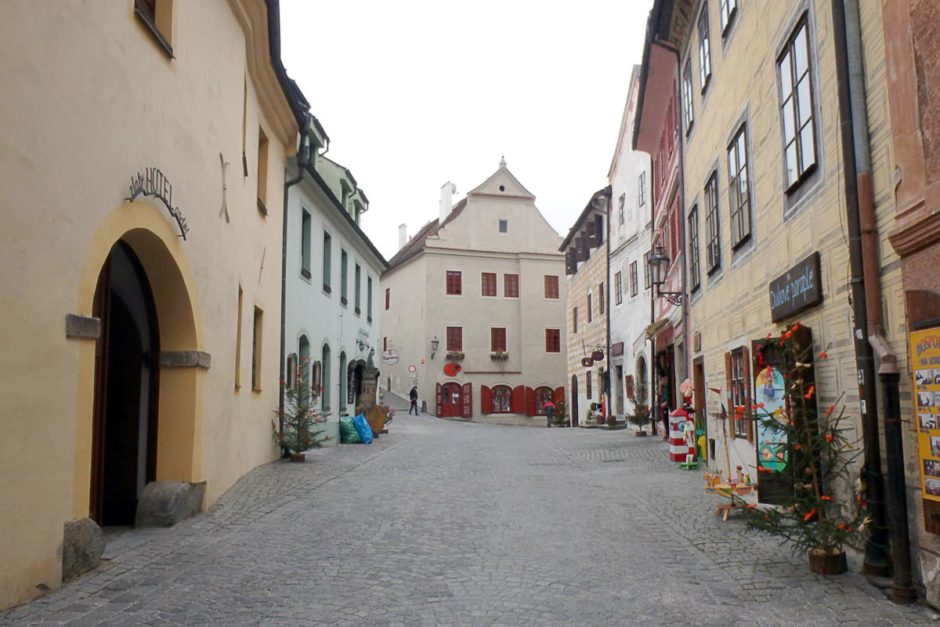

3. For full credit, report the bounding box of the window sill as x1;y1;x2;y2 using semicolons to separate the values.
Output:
257;199;268;216
341;297;348;306
301;268;311;280
784;163;819;196
134;7;174;59
367;317;372;324
323;284;331;294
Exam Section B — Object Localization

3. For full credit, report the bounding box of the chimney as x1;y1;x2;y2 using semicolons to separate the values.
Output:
398;224;408;250
439;181;457;224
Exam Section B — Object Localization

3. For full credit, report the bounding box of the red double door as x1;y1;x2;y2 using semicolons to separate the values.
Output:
437;382;471;418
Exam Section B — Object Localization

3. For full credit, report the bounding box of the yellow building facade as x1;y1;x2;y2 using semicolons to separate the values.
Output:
668;0;906;566
0;0;298;608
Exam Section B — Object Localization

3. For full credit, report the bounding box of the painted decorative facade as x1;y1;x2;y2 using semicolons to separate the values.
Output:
561;188;611;426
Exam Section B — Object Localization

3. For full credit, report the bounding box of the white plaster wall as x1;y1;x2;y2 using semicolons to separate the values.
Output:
285;171;384;443
608;68;653;417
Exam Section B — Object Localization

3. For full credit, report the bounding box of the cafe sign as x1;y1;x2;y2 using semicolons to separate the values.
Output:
769;252;822;322
125;167;189;240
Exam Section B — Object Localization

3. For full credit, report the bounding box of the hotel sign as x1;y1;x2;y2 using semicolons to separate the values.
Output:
769;252;822;322
125;167;189;240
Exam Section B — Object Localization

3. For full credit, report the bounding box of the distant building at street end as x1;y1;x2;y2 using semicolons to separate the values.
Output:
561;187;611;427
381;159;566;425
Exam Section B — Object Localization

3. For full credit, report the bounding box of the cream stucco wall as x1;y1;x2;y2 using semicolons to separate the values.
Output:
0;0;295;608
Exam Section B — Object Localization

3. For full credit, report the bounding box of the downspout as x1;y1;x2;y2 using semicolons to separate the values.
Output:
278;123;311;456
606;194;612;421
831;0;897;587
839;0;914;602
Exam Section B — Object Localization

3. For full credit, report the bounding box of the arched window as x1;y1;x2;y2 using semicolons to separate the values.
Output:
492;385;511;413
534;386;553;415
339;352;347;414
321;344;331;411
298;335;310;389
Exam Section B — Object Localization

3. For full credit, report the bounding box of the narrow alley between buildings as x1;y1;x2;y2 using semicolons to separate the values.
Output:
2;413;932;626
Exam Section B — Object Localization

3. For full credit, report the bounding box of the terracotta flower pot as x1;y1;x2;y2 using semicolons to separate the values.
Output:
634;430;648;437
289;453;306;463
808;548;847;575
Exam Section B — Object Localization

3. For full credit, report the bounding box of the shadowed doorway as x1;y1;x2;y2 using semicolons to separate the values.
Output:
90;241;159;526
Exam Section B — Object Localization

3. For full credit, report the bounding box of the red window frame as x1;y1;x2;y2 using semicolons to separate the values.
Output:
491;327;507;352
544;275;559;299
504;274;519;298
481;272;497;297
446;326;463;352
446;270;462;295
545;329;560;353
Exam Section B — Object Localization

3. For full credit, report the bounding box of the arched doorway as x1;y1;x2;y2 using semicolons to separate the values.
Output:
91;241;159;526
440;382;463;418
570;375;579;427
636;355;648;405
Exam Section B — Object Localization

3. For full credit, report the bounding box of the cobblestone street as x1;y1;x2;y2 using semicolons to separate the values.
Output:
3;413;936;626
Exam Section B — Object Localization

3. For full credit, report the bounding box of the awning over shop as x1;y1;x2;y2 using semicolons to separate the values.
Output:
645;319;669;339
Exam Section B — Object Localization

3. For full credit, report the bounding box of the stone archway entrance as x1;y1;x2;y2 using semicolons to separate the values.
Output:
90;241;159;526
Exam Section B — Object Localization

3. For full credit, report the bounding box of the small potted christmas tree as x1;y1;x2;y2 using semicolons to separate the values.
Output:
738;322;870;574
625;400;652;436
272;361;330;462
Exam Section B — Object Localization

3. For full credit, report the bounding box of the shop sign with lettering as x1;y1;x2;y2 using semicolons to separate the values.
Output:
125;167;189;240
768;252;822;322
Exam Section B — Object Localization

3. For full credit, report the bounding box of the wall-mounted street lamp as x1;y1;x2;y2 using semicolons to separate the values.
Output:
648;245;683;306
430;336;440;359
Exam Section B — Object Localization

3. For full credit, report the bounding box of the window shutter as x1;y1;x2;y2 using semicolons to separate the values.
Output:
553;386;565;404
576;236;589;261
436;382;443;417
565;249;576;275
626;375;635;400
286;353;297;392
586;220;597;247
525;387;536;416
512;385;526;414
743;346;753;442
595;214;605;245
724;351;733;432
461;383;472;418
481;385;493;415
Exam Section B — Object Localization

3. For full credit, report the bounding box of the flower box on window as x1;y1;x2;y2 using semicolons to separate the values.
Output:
490;351;509;360
446;351;465;361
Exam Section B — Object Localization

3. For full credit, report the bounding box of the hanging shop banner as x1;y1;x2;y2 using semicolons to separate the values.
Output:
909;326;940;505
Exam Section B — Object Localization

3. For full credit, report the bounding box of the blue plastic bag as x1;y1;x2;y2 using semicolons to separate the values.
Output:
351;413;373;444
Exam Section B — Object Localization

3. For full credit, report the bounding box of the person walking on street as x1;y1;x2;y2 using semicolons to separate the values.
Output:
542;398;556;428
409;386;419;415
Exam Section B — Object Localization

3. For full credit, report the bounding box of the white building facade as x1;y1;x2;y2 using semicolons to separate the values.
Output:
608;66;653;418
381;160;567;425
284;118;387;444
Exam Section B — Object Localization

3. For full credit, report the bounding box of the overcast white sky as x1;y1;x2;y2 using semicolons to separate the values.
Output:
280;0;652;261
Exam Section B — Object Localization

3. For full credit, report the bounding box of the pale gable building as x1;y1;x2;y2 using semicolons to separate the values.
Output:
381;160;566;424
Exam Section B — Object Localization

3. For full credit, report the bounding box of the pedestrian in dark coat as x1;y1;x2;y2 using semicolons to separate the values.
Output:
409;386;419;415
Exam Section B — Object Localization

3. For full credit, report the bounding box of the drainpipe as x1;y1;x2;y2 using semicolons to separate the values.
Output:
832;0;902;590
278;123;311;456
839;0;914;602
606;193;612;421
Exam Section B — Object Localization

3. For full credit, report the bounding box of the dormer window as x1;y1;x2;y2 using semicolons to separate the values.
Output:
498;219;508;233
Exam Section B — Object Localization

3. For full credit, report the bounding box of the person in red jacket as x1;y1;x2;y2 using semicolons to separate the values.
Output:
542;399;556;428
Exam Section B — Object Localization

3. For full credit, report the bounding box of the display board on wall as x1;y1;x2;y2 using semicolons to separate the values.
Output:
909;326;940;532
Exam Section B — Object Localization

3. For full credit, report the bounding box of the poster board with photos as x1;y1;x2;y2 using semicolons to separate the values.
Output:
910;326;940;533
